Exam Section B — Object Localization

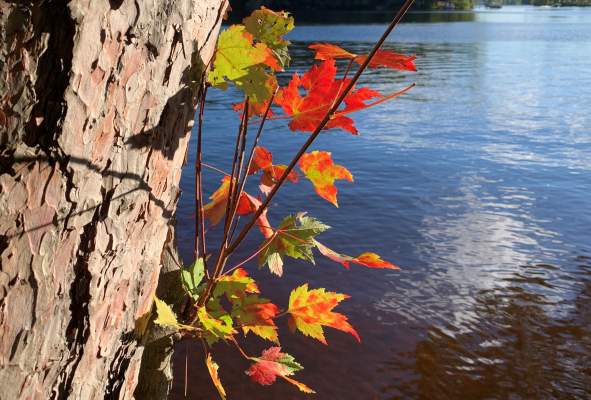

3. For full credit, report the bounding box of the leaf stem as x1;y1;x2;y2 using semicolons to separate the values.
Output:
222;230;279;276
230;336;252;360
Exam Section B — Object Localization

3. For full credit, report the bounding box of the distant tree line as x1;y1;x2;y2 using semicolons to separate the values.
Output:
231;0;475;20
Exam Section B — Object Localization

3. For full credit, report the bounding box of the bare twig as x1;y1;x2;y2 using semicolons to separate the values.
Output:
227;88;278;247
195;82;209;274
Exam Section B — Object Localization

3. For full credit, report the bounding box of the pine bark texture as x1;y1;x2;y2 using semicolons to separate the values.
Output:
0;0;226;398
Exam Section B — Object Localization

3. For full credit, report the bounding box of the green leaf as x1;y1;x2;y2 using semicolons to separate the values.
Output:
231;294;279;343
181;258;205;300
197;306;236;345
259;213;329;276
207;25;274;103
212;268;259;303
243;7;295;68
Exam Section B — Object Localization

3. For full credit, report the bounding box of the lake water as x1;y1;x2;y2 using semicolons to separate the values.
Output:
171;6;591;399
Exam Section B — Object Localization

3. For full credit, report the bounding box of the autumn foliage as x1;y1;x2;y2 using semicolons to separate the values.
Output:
149;4;415;398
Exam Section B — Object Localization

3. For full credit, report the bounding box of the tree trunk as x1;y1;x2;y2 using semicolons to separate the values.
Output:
0;0;225;398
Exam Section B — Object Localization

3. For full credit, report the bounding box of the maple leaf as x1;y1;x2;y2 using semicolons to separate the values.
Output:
210;268;279;341
299;151;353;207
309;42;417;71
206;353;227;400
232;95;275;118
204;177;273;238
245;347;315;394
274;59;382;134
207;25;277;103
259;213;329;276
153;296;195;331
243;7;294;69
197;306;236;345
203;176;233;226
231;294;279;343
249;146;299;194
213;267;260;302
239;192;274;238
314;240;400;270
181;258;205;300
287;284;360;344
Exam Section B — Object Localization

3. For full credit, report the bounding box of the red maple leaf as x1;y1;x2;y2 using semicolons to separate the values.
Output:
274;59;382;134
309;42;417;71
248;146;299;194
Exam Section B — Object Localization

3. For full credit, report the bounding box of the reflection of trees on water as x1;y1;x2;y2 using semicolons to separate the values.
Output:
385;260;591;399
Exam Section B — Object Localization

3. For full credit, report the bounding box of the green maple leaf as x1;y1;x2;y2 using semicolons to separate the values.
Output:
231;294;279;343
207;25;275;103
243;7;294;68
259;213;329;276
197;306;235;345
180;258;205;300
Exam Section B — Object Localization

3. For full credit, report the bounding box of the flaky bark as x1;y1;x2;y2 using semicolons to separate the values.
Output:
0;0;226;398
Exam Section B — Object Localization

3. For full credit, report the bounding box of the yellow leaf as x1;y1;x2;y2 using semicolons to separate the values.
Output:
153;297;195;331
206;353;226;400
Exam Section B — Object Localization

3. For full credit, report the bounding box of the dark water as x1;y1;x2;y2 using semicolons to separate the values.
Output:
171;7;591;399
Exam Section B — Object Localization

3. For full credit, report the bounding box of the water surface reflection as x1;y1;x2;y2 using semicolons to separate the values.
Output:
171;6;591;399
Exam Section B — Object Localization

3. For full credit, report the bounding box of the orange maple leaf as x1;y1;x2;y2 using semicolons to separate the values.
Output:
314;240;400;270
203;177;273;238
309;42;417;71
287;284;360;344
299;151;353;207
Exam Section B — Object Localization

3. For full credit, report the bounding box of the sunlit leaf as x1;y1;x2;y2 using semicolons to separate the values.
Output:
203;176;233;226
314;240;399;270
207;25;276;103
153;297;195;331
231;294;279;343
353;252;399;269
258;213;329;276
197;306;235;344
299;151;353;207
274;59;382;134
243;7;295;69
181;258;205;300
204;177;273;238
309;42;417;71
287;284;360;344
249;146;299;194
214;267;260;302
206;353;227;400
245;347;314;393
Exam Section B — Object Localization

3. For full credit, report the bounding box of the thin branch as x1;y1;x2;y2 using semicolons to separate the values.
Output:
230;336;252;360
197;99;249;307
225;100;250;247
227;88;278;247
184;341;189;398
196;83;209;277
202;162;230;176
330;58;355;110
337;82;415;116
222;230;279;276
226;0;416;255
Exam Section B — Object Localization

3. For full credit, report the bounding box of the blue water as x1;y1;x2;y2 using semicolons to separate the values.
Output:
172;6;591;399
